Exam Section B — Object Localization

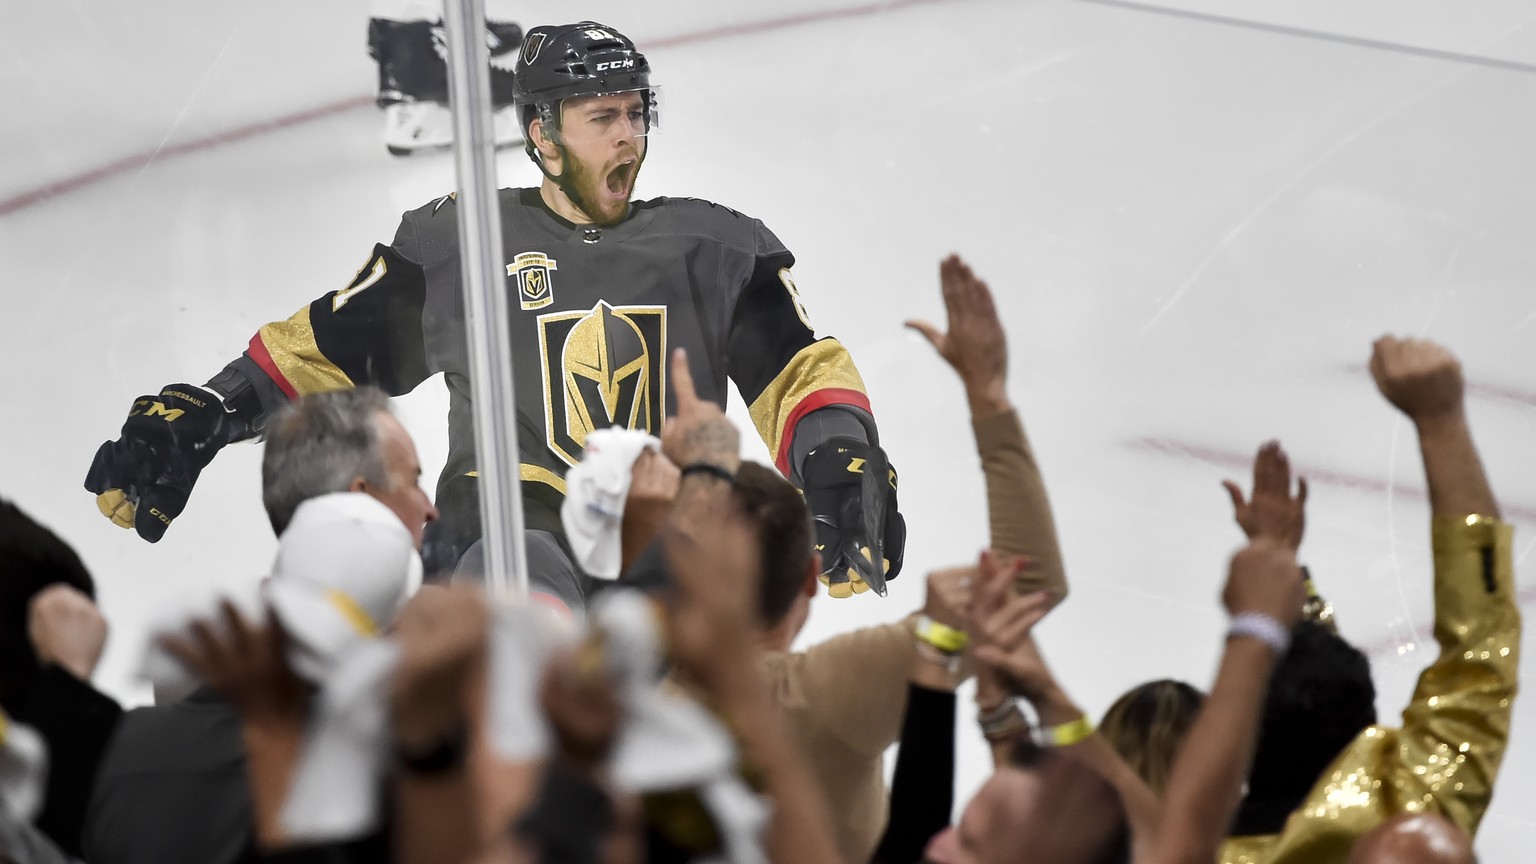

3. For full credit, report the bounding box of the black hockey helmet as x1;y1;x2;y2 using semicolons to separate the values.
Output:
512;22;658;215
512;22;654;130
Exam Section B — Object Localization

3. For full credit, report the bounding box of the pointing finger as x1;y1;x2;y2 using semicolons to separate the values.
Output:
670;347;699;413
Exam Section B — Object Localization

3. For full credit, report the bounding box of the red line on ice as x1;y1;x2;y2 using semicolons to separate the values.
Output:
0;97;372;217
0;0;953;218
1129;435;1536;524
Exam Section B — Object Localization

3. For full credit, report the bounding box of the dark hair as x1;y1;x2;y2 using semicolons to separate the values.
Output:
262;388;393;536
1238;620;1377;833
731;463;814;627
0;499;96;714
1099;679;1205;794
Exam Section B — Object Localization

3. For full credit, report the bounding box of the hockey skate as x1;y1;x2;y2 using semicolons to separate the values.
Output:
370;18;525;156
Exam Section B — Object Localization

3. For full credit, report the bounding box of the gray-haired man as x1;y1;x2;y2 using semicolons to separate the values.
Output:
261;387;438;547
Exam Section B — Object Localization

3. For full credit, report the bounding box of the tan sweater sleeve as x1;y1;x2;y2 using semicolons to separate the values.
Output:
972;408;1067;602
793;621;917;758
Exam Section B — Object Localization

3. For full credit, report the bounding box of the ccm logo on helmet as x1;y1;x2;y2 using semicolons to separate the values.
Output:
595;59;635;72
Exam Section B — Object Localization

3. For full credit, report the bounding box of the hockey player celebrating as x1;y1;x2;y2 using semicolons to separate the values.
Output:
86;22;905;614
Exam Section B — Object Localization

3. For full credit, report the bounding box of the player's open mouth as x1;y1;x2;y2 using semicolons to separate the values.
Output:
606;161;635;197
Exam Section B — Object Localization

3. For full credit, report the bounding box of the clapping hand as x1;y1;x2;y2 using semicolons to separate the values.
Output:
968;551;1054;701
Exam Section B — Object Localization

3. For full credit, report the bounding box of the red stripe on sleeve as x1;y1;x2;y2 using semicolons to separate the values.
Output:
247;333;298;399
774;387;872;475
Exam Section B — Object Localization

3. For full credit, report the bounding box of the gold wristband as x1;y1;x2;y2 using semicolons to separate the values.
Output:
1035;713;1094;748
914;615;969;653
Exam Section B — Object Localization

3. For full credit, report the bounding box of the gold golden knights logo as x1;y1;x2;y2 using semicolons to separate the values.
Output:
508;251;557;311
538;302;668;467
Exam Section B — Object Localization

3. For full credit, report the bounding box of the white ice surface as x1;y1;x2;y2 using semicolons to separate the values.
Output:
5;0;1536;855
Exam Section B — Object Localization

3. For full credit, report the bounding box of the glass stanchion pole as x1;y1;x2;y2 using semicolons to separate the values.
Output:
443;0;527;599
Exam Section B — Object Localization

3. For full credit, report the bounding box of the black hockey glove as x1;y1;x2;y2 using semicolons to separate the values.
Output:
84;384;237;543
802;437;906;598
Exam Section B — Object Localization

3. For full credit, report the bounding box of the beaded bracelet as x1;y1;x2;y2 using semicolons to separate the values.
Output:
978;699;1028;741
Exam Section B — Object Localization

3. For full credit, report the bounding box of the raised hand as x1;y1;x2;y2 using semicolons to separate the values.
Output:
621;450;681;572
390;585;490;751
627;450;680;510
905;254;1009;416
1369;336;1465;426
1221;538;1306;627
28;584;109;683
162;601;308;851
1221;441;1308;550
161;601;306;724
660;348;740;473
923;564;975;632
661;495;760;692
1370;334;1498;520
539;646;622;774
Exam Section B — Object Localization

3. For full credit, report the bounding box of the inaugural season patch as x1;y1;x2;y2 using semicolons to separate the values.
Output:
538;302;667;467
508;251;557;311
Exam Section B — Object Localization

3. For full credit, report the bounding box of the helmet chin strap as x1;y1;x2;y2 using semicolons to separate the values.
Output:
533;144;594;220
525;104;594;220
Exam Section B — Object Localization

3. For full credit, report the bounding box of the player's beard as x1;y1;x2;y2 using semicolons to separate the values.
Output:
566;149;645;226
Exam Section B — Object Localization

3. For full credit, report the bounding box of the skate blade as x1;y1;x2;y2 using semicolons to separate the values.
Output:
385;104;526;156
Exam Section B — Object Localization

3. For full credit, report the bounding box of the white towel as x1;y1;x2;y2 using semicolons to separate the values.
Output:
0;712;47;823
591;592;768;864
273;589;767;854
280;638;400;842
283;599;577;841
560;429;662;579
701;776;770;864
597;591;738;790
485;601;572;761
